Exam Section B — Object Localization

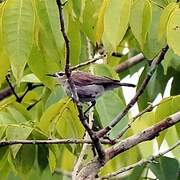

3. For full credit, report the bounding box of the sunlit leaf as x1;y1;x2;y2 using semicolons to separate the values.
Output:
2;0;35;82
68;16;81;66
28;45;56;90
95;0;110;43
130;0;152;49
167;6;180;55
103;0;132;51
158;2;176;40
48;149;56;173
143;4;165;59
6;126;33;157
35;0;64;66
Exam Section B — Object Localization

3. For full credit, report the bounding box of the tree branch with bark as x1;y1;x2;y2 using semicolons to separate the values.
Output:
77;111;180;179
56;0;105;163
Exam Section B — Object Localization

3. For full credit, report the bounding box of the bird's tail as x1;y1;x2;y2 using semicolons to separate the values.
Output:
118;82;136;87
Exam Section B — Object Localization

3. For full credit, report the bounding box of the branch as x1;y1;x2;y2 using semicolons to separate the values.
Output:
70;54;106;71
115;103;154;140
56;0;105;162
101;140;180;179
77;111;180;179
97;45;169;138
5;75;21;102
72;110;94;179
115;53;144;73
106;111;180;159
56;0;70;76
0;138;112;147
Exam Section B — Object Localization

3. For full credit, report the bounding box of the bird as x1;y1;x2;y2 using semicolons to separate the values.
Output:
47;71;135;112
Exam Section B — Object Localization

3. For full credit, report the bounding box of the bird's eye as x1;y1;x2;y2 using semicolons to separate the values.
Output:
57;72;65;76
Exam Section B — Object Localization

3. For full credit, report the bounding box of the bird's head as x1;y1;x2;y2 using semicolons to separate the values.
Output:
46;71;67;84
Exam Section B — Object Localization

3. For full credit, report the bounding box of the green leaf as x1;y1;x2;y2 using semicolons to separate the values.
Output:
81;0;98;43
165;126;179;157
96;91;127;138
143;4;165;59
45;86;65;109
162;49;180;74
56;100;84;139
135;95;180;147
6;126;33;158
95;0;110;43
167;6;180;55
38;97;70;135
68;16;81;66
21;74;41;83
158;2;177;40
35;0;64;66
130;0;152;49
137;65;169;111
28;45;56;90
102;0;132;51
48;149;56;173
59;146;76;172
127;164;146;180
0;50;10;88
12;145;35;179
37;144;49;172
149;156;179;180
72;0;82;18
0;160;10;179
2;0;35;82
6;106;27;123
0;112;16;124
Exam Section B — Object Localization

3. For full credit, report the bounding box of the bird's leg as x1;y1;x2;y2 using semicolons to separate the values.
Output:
84;100;96;116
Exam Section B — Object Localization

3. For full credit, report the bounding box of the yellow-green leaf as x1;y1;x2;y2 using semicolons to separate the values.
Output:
130;0;152;49
95;0;110;43
48;149;56;173
0;50;10;88
0;4;10;87
68;16;81;66
6;126;33;158
38;97;71;134
158;2;177;40
2;0;35;83
103;0;132;51
167;6;180;55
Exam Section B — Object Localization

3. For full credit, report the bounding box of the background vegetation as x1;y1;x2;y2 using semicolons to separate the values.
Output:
0;0;179;179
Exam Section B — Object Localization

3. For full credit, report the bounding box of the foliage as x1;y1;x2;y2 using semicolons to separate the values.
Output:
0;0;179;179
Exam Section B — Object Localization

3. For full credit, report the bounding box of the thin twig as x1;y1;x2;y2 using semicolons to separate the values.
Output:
150;0;164;9
0;138;112;147
56;0;70;76
54;168;72;178
70;54;106;71
56;0;105;163
96;45;169;138
115;53;144;73
105;111;180;160
116;103;154;140
5;75;20;102
116;99;170;140
100;140;180;179
72;109;94;179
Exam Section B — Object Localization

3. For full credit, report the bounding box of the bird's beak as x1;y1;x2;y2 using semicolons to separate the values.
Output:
46;73;56;77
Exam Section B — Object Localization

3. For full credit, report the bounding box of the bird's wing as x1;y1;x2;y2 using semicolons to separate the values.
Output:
71;71;119;86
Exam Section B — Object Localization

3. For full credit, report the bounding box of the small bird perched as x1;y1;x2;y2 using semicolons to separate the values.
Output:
47;71;135;106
